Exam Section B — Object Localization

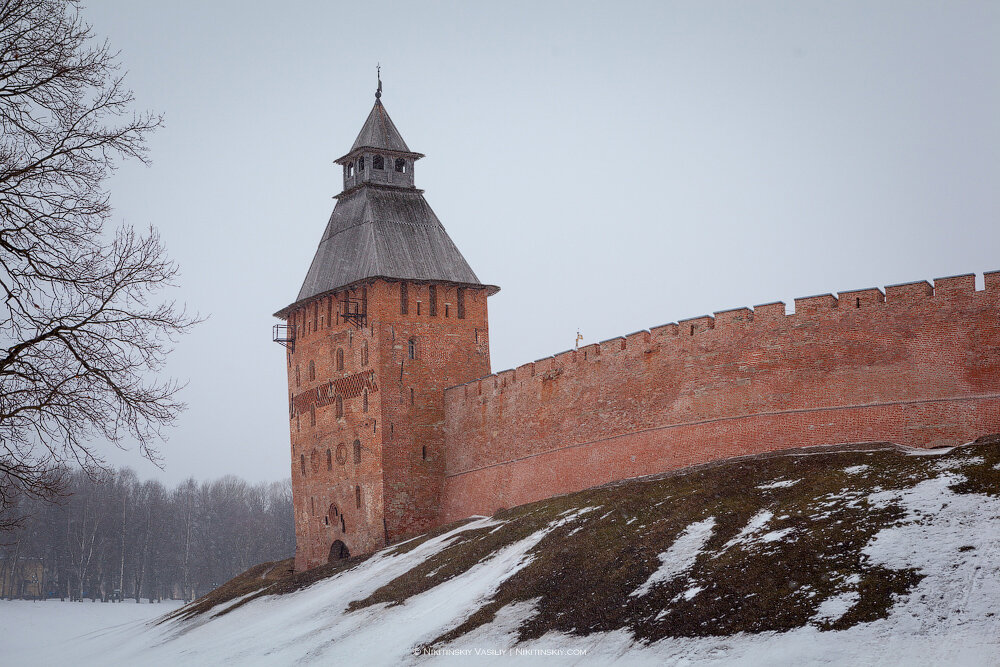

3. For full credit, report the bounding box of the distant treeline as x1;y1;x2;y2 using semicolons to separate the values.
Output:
0;468;294;602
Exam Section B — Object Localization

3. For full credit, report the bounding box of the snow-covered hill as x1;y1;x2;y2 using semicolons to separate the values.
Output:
26;438;1000;665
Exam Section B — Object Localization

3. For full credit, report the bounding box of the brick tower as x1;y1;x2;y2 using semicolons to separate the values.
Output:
274;84;498;570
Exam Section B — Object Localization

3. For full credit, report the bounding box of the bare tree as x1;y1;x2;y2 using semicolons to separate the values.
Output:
0;0;194;516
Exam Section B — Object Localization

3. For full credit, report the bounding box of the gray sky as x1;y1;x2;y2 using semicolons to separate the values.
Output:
81;1;999;485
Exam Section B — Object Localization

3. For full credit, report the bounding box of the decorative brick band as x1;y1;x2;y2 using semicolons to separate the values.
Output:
292;370;378;413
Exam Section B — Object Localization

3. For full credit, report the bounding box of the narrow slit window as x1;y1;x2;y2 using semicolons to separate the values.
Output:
422;445;427;460
355;485;361;508
336;348;344;372
400;282;408;315
357;156;364;172
300;454;306;476
310;404;316;426
457;288;465;319
308;360;316;381
353;439;361;464
363;389;368;413
429;285;437;316
408;337;416;360
336;395;344;418
326;448;332;471
856;297;861;309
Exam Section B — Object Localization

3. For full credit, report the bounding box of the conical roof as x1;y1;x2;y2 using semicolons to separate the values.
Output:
275;99;497;318
350;100;412;153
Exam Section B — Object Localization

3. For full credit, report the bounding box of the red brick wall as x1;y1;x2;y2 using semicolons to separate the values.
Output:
286;279;491;570
441;272;1000;522
286;285;385;571
371;281;491;543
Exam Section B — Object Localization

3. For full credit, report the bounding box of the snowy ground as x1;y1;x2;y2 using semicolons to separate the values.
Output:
0;598;184;664
4;444;1000;666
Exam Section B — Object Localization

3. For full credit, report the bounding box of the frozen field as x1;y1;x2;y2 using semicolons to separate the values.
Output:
0;598;184;665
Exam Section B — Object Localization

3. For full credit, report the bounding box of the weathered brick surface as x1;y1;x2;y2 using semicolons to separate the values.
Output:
285;279;490;570
441;272;1000;521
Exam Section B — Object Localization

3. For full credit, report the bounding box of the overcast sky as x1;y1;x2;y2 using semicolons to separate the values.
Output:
81;1;1000;485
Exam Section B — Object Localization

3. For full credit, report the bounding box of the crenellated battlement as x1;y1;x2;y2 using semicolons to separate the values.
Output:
447;270;1000;405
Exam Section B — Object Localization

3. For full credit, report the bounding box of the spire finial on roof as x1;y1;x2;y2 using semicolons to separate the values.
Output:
375;64;382;100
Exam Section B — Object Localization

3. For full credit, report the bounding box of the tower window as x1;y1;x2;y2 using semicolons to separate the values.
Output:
336;348;344;372
363;389;368;413
336;395;344;418
295;364;301;387
308;360;316;381
326;448;332;471
422;445;427;460
310;404;316;426
408;337;417;360
358;156;364;171
856;297;861;309
346;163;353;177
362;342;369;367
457;288;465;319
341;515;346;533
445;304;450;317
394;158;406;173
355;485;361;509
353;439;361;464
373;155;384;170
400;282;408;315
429;285;437;316
300;454;306;476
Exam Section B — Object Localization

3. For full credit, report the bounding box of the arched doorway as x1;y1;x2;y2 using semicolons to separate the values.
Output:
328;539;350;562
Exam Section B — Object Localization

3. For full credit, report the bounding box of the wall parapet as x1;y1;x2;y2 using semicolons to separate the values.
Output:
446;270;1000;404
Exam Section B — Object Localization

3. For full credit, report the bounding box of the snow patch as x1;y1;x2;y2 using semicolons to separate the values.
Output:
719;510;774;553
761;528;794;543
843;464;870;474
631;517;716;597
935;456;984;471
757;478;800;489
813;591;859;623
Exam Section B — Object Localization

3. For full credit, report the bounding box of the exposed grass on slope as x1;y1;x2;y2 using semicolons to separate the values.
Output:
353;440;1000;647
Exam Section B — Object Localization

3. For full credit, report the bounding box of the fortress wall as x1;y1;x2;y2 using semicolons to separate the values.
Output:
440;272;1000;521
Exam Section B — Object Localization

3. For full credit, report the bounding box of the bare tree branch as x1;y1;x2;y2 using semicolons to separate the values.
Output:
0;0;195;521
